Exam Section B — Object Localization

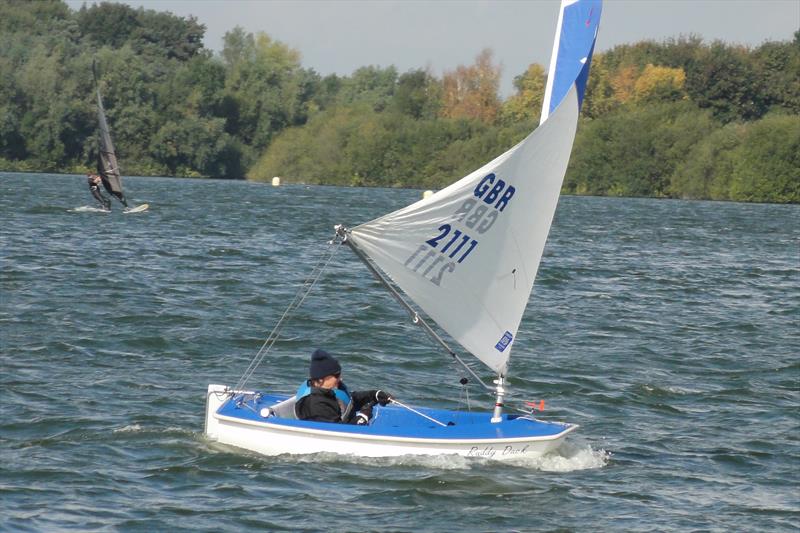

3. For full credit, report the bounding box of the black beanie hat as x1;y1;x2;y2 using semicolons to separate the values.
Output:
309;349;341;379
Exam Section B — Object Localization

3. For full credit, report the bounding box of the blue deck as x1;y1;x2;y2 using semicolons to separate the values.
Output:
216;393;573;440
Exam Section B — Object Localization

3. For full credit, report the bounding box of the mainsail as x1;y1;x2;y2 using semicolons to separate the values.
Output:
93;61;125;202
348;0;602;376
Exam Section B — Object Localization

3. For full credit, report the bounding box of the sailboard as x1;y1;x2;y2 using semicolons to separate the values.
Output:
123;203;149;214
205;0;603;460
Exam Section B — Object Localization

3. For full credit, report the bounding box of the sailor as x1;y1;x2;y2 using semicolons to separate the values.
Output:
87;173;110;210
295;349;393;425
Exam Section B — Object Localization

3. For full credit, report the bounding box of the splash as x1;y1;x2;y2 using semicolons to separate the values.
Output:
506;441;611;471
69;206;110;213
113;424;143;433
249;441;610;472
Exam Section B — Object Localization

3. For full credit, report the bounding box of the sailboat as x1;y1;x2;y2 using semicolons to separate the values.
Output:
92;61;148;214
205;0;602;460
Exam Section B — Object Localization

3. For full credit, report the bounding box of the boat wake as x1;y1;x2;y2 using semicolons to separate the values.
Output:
267;441;610;471
506;440;611;472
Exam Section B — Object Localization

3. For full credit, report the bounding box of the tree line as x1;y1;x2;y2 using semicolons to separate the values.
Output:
0;0;797;203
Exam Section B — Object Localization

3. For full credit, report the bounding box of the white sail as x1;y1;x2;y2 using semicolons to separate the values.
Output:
349;0;601;376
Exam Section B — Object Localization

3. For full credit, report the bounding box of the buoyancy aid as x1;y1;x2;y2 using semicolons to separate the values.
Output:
295;380;353;421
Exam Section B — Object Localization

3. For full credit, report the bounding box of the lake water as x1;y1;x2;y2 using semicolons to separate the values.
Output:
1;172;798;531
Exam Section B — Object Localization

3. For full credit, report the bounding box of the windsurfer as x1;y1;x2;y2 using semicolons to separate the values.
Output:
295;349;393;425
87;173;110;210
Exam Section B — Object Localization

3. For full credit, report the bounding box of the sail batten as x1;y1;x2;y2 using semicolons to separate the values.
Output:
348;0;601;376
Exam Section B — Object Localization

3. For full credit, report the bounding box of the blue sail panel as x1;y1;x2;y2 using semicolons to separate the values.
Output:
542;0;602;122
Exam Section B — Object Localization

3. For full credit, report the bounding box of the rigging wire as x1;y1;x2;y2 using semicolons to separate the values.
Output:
234;235;343;391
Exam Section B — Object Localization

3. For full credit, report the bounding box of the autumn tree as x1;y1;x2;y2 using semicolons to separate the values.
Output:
633;64;687;102
440;49;501;123
610;64;638;104
582;54;617;118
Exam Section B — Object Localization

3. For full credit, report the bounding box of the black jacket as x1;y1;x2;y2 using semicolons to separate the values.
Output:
296;384;378;424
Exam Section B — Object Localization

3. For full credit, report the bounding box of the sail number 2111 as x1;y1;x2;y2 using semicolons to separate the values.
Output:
426;224;477;263
403;224;477;286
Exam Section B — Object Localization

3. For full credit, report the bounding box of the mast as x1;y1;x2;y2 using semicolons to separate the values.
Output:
491;376;506;423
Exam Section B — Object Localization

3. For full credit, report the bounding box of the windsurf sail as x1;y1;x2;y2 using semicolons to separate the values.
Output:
93;60;127;206
346;0;602;376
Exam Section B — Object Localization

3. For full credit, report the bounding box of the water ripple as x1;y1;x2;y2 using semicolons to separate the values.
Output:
1;173;798;531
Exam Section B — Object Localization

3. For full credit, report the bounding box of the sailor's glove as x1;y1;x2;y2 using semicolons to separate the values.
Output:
355;404;373;425
375;390;394;406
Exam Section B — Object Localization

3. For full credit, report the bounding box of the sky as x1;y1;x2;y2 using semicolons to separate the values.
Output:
65;0;800;96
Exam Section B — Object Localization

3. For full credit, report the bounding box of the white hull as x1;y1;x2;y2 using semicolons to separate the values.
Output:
204;384;575;460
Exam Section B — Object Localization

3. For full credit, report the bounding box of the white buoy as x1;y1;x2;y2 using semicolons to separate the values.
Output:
272;176;281;187
423;190;434;199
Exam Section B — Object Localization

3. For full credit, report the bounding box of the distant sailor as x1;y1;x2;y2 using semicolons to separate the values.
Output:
87;173;110;210
295;349;393;425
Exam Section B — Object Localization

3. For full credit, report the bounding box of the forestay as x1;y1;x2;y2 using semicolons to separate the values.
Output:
348;0;601;376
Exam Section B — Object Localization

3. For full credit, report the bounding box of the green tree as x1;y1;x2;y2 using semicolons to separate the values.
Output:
752;40;800;114
336;65;398;111
76;2;205;60
566;101;718;197
0;53;26;160
686;41;767;122
727;113;800;203
669;122;743;200
222;28;307;158
76;2;139;49
391;68;441;119
150;115;240;177
132;8;204;60
500;63;545;125
15;44;90;167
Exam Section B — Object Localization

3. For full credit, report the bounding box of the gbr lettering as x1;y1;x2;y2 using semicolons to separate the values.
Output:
404;172;517;286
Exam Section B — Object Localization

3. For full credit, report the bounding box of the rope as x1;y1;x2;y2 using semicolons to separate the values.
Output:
389;399;449;427
234;234;343;391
